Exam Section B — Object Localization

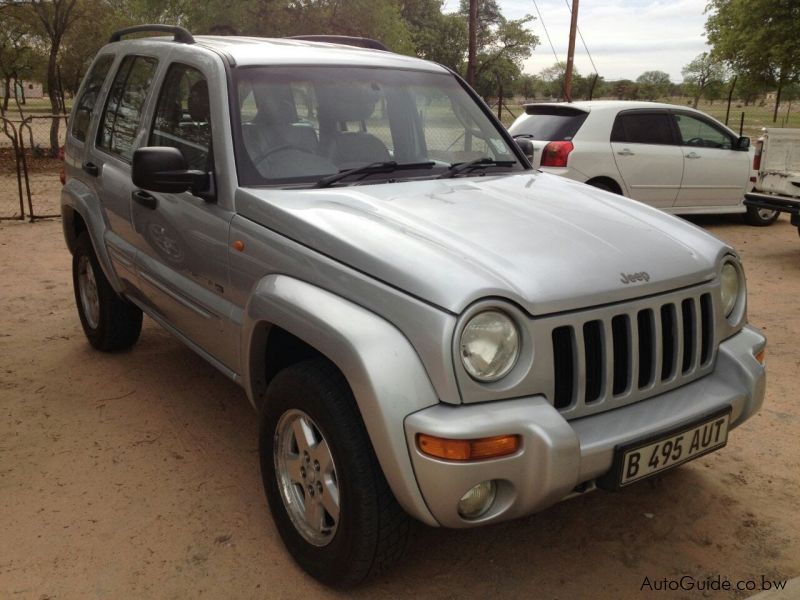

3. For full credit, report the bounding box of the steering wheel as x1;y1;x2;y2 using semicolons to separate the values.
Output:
252;144;309;165
686;137;706;146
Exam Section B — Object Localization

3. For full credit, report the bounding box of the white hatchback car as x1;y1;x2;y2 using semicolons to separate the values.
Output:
509;101;777;226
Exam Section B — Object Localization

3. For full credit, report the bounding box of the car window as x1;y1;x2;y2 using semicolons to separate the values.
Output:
673;113;733;149
150;64;212;171
511;107;588;141
611;113;674;145
234;66;522;186
70;54;115;143
97;55;158;162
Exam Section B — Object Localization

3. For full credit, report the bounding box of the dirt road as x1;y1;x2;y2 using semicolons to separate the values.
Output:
1;215;798;599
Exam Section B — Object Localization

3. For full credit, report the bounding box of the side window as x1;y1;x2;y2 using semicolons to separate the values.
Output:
611;113;674;145
150;64;212;171
70;54;114;143
674;114;733;149
97;55;158;161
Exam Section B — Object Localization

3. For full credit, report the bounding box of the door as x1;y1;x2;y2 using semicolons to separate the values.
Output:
672;112;750;208
129;62;237;370
610;111;683;208
86;54;159;292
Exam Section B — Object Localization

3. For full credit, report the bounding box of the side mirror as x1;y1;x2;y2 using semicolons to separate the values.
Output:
132;146;209;194
514;136;535;162
737;136;750;151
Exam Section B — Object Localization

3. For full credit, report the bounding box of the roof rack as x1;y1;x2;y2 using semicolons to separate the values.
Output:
289;35;388;52
109;24;195;44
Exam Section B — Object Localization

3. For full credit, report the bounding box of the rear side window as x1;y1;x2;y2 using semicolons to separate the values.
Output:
514;107;588;141
97;55;158;161
611;113;674;145
150;64;212;171
70;54;114;143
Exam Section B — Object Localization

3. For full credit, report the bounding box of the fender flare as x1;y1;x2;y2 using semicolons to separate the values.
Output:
241;274;440;526
61;180;124;293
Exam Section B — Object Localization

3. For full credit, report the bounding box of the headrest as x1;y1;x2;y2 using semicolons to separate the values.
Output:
318;83;380;122
188;80;210;122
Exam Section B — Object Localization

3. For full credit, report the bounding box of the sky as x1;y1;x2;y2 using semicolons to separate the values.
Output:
443;0;712;82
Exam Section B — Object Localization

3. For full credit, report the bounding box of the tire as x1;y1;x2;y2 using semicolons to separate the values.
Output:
744;205;780;226
259;359;410;587
72;232;143;351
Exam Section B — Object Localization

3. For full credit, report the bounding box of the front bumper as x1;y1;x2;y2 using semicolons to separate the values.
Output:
404;325;766;528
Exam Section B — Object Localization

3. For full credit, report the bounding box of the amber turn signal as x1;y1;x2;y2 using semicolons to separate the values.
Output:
416;433;520;461
755;349;766;365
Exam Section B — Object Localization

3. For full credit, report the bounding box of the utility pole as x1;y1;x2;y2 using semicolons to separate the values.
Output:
467;0;478;86
563;0;579;102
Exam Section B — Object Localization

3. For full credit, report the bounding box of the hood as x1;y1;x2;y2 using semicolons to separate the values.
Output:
236;172;730;315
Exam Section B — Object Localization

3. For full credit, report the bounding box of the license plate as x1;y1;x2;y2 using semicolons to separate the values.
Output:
616;409;731;487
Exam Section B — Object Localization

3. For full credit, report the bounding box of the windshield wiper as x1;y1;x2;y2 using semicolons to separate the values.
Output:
438;157;516;179
314;161;435;188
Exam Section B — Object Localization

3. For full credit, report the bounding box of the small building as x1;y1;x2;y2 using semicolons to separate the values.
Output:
0;81;44;100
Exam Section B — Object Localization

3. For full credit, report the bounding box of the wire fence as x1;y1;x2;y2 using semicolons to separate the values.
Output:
0;114;66;221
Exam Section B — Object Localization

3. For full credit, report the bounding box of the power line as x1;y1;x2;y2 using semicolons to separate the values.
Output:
532;0;565;71
564;0;599;76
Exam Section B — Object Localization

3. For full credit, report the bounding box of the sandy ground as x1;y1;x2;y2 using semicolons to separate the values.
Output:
1;213;799;600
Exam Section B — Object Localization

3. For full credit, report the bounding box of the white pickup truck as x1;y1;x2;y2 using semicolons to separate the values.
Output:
744;128;800;234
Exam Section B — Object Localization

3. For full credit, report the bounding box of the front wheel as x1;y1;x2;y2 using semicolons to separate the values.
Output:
744;205;780;226
260;359;410;587
72;232;142;351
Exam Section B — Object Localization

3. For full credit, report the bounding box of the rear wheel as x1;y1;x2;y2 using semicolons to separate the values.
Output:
744;205;780;226
72;232;142;351
260;359;410;587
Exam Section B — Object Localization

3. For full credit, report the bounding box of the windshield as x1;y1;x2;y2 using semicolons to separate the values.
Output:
232;66;525;187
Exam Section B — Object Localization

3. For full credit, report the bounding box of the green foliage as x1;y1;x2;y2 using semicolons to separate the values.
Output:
706;0;800;119
636;70;671;100
681;52;726;108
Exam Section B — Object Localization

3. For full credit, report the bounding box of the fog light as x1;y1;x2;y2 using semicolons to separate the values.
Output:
458;480;496;519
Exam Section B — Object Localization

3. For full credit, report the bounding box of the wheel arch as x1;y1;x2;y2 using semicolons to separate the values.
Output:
241;274;440;526
586;175;624;195
61;182;124;292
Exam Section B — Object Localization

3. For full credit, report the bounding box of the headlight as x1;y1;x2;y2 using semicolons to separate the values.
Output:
460;310;520;381
720;261;741;318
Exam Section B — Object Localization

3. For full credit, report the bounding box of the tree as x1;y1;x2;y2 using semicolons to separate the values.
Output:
401;0;468;71
636;70;671;101
1;0;80;155
458;0;538;97
706;0;800;122
682;52;726;107
0;12;41;114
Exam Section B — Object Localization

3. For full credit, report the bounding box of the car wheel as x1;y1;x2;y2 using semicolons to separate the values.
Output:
744;205;780;226
72;232;143;351
260;358;410;587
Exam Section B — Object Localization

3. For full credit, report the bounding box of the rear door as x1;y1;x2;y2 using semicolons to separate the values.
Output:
671;111;750;208
86;53;160;295
610;110;683;208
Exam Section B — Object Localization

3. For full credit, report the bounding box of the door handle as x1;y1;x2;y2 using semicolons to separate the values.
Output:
82;162;100;177
685;152;701;159
617;149;634;156
131;189;158;210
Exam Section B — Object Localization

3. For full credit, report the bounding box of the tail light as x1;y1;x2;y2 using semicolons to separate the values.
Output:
541;141;574;167
753;138;763;171
59;145;65;185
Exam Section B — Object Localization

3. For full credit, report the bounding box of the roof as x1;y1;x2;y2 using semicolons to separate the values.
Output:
109;34;448;73
522;100;703;113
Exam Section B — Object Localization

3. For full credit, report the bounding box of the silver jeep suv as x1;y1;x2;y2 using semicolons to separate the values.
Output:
62;25;766;587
